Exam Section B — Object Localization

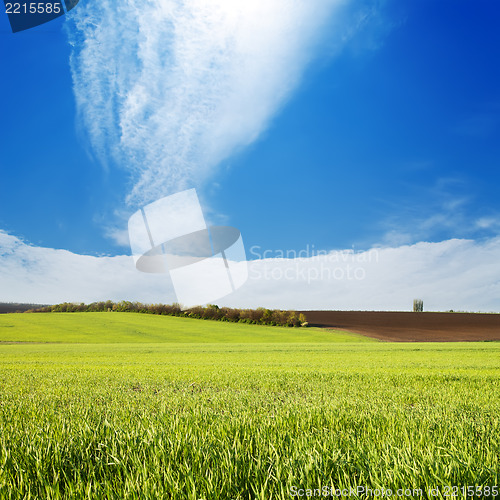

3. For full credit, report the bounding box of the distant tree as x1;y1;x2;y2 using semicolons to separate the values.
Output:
413;299;424;312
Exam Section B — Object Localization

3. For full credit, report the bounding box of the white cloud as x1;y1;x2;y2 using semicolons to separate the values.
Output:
2;230;500;312
66;0;350;207
0;231;176;305
223;238;500;311
103;226;131;248
475;216;500;231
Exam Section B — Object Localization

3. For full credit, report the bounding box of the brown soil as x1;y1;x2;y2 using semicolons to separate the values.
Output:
299;311;500;342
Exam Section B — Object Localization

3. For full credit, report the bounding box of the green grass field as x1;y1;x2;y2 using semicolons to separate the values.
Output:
0;312;369;344
0;313;498;499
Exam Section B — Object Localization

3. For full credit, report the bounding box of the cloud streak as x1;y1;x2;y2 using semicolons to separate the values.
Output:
67;0;345;206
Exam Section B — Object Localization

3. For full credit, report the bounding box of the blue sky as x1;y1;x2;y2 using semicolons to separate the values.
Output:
1;0;500;309
215;0;500;253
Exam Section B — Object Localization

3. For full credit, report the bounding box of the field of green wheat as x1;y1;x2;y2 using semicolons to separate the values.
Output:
0;313;498;499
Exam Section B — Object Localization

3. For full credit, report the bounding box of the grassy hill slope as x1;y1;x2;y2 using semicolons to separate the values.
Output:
0;312;372;344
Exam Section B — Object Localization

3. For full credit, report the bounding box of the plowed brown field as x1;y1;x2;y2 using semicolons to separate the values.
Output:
300;310;500;342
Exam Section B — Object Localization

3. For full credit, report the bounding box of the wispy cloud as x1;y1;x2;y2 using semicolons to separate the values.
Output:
66;0;350;207
2;230;500;312
376;177;499;246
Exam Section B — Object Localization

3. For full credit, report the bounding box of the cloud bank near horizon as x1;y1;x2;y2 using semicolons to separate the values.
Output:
67;0;347;207
2;230;500;312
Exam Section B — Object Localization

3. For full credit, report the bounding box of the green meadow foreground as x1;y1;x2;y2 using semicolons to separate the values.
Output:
0;314;498;499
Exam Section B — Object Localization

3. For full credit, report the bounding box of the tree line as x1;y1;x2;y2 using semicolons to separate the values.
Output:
26;301;309;327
